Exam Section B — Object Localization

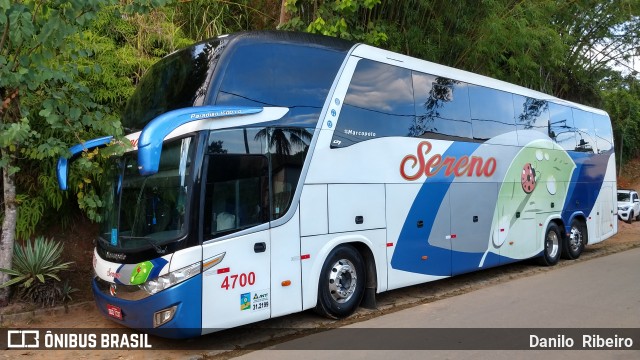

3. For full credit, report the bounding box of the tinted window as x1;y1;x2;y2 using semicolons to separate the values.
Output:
206;154;268;235
207;128;266;155
123;40;224;132
332;59;414;148
548;103;575;150
204;129;269;239
468;85;515;141
412;72;472;141
513;95;549;135
216;43;344;126
593;113;614;153
203;126;314;239
572;108;596;153
268;127;313;219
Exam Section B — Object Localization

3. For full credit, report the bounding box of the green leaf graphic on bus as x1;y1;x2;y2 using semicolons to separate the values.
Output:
486;139;576;262
130;261;154;285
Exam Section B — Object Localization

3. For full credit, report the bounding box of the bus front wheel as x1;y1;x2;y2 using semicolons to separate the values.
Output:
315;245;365;319
538;222;562;266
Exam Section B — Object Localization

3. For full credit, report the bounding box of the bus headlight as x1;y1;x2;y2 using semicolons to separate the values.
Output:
140;262;201;295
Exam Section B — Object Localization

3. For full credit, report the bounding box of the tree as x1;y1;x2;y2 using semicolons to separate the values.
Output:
0;0;166;306
549;0;640;105
603;74;640;170
281;0;388;46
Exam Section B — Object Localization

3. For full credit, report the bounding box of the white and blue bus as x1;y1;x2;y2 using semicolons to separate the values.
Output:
57;31;617;338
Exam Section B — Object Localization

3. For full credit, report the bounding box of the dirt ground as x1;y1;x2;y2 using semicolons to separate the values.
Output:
2;160;640;359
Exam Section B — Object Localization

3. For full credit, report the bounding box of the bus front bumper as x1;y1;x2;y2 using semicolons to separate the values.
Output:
92;274;202;339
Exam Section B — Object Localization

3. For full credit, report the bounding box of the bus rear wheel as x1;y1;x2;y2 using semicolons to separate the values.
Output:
315;245;365;319
563;219;586;260
538;222;562;266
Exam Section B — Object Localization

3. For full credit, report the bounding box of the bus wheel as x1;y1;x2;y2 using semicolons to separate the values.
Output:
538;222;562;266
315;245;365;319
563;219;586;260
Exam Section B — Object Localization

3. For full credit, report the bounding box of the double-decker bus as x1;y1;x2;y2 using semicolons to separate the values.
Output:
57;31;617;338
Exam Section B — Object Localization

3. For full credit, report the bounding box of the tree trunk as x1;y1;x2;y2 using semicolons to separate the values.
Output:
0;153;17;307
278;0;291;28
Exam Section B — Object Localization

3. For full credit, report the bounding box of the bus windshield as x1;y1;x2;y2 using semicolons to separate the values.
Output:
99;137;194;251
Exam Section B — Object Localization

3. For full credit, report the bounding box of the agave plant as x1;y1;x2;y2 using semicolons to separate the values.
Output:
0;236;73;289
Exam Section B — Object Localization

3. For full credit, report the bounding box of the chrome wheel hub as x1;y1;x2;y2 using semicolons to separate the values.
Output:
328;259;357;303
546;230;559;258
569;226;583;252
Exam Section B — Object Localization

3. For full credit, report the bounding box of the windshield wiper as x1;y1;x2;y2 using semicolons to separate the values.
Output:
118;235;166;255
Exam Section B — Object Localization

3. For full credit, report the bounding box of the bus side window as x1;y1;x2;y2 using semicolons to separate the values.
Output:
468;85;516;143
331;59;414;148
412;72;473;142
548;103;576;151
513;95;550;136
572;108;597;153
593;113;613;154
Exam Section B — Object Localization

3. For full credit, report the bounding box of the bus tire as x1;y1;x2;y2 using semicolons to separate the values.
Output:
538;222;562;266
627;211;634;224
315;245;365;319
563;218;586;260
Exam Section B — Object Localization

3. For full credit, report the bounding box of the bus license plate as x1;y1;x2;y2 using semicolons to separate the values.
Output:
107;304;122;320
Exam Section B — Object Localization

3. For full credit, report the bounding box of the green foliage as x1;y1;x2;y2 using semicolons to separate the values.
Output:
0;237;73;289
281;0;639;108
171;0;265;41
61;279;79;303
548;0;640;104
0;0;171;239
603;74;640;166
14;195;45;240
282;0;387;46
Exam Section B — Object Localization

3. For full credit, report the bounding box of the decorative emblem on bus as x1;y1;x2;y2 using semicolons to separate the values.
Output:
130;261;154;285
110;284;117;297
521;163;537;193
400;141;497;181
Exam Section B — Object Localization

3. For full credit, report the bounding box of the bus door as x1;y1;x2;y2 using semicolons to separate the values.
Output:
200;152;272;330
201;230;271;330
